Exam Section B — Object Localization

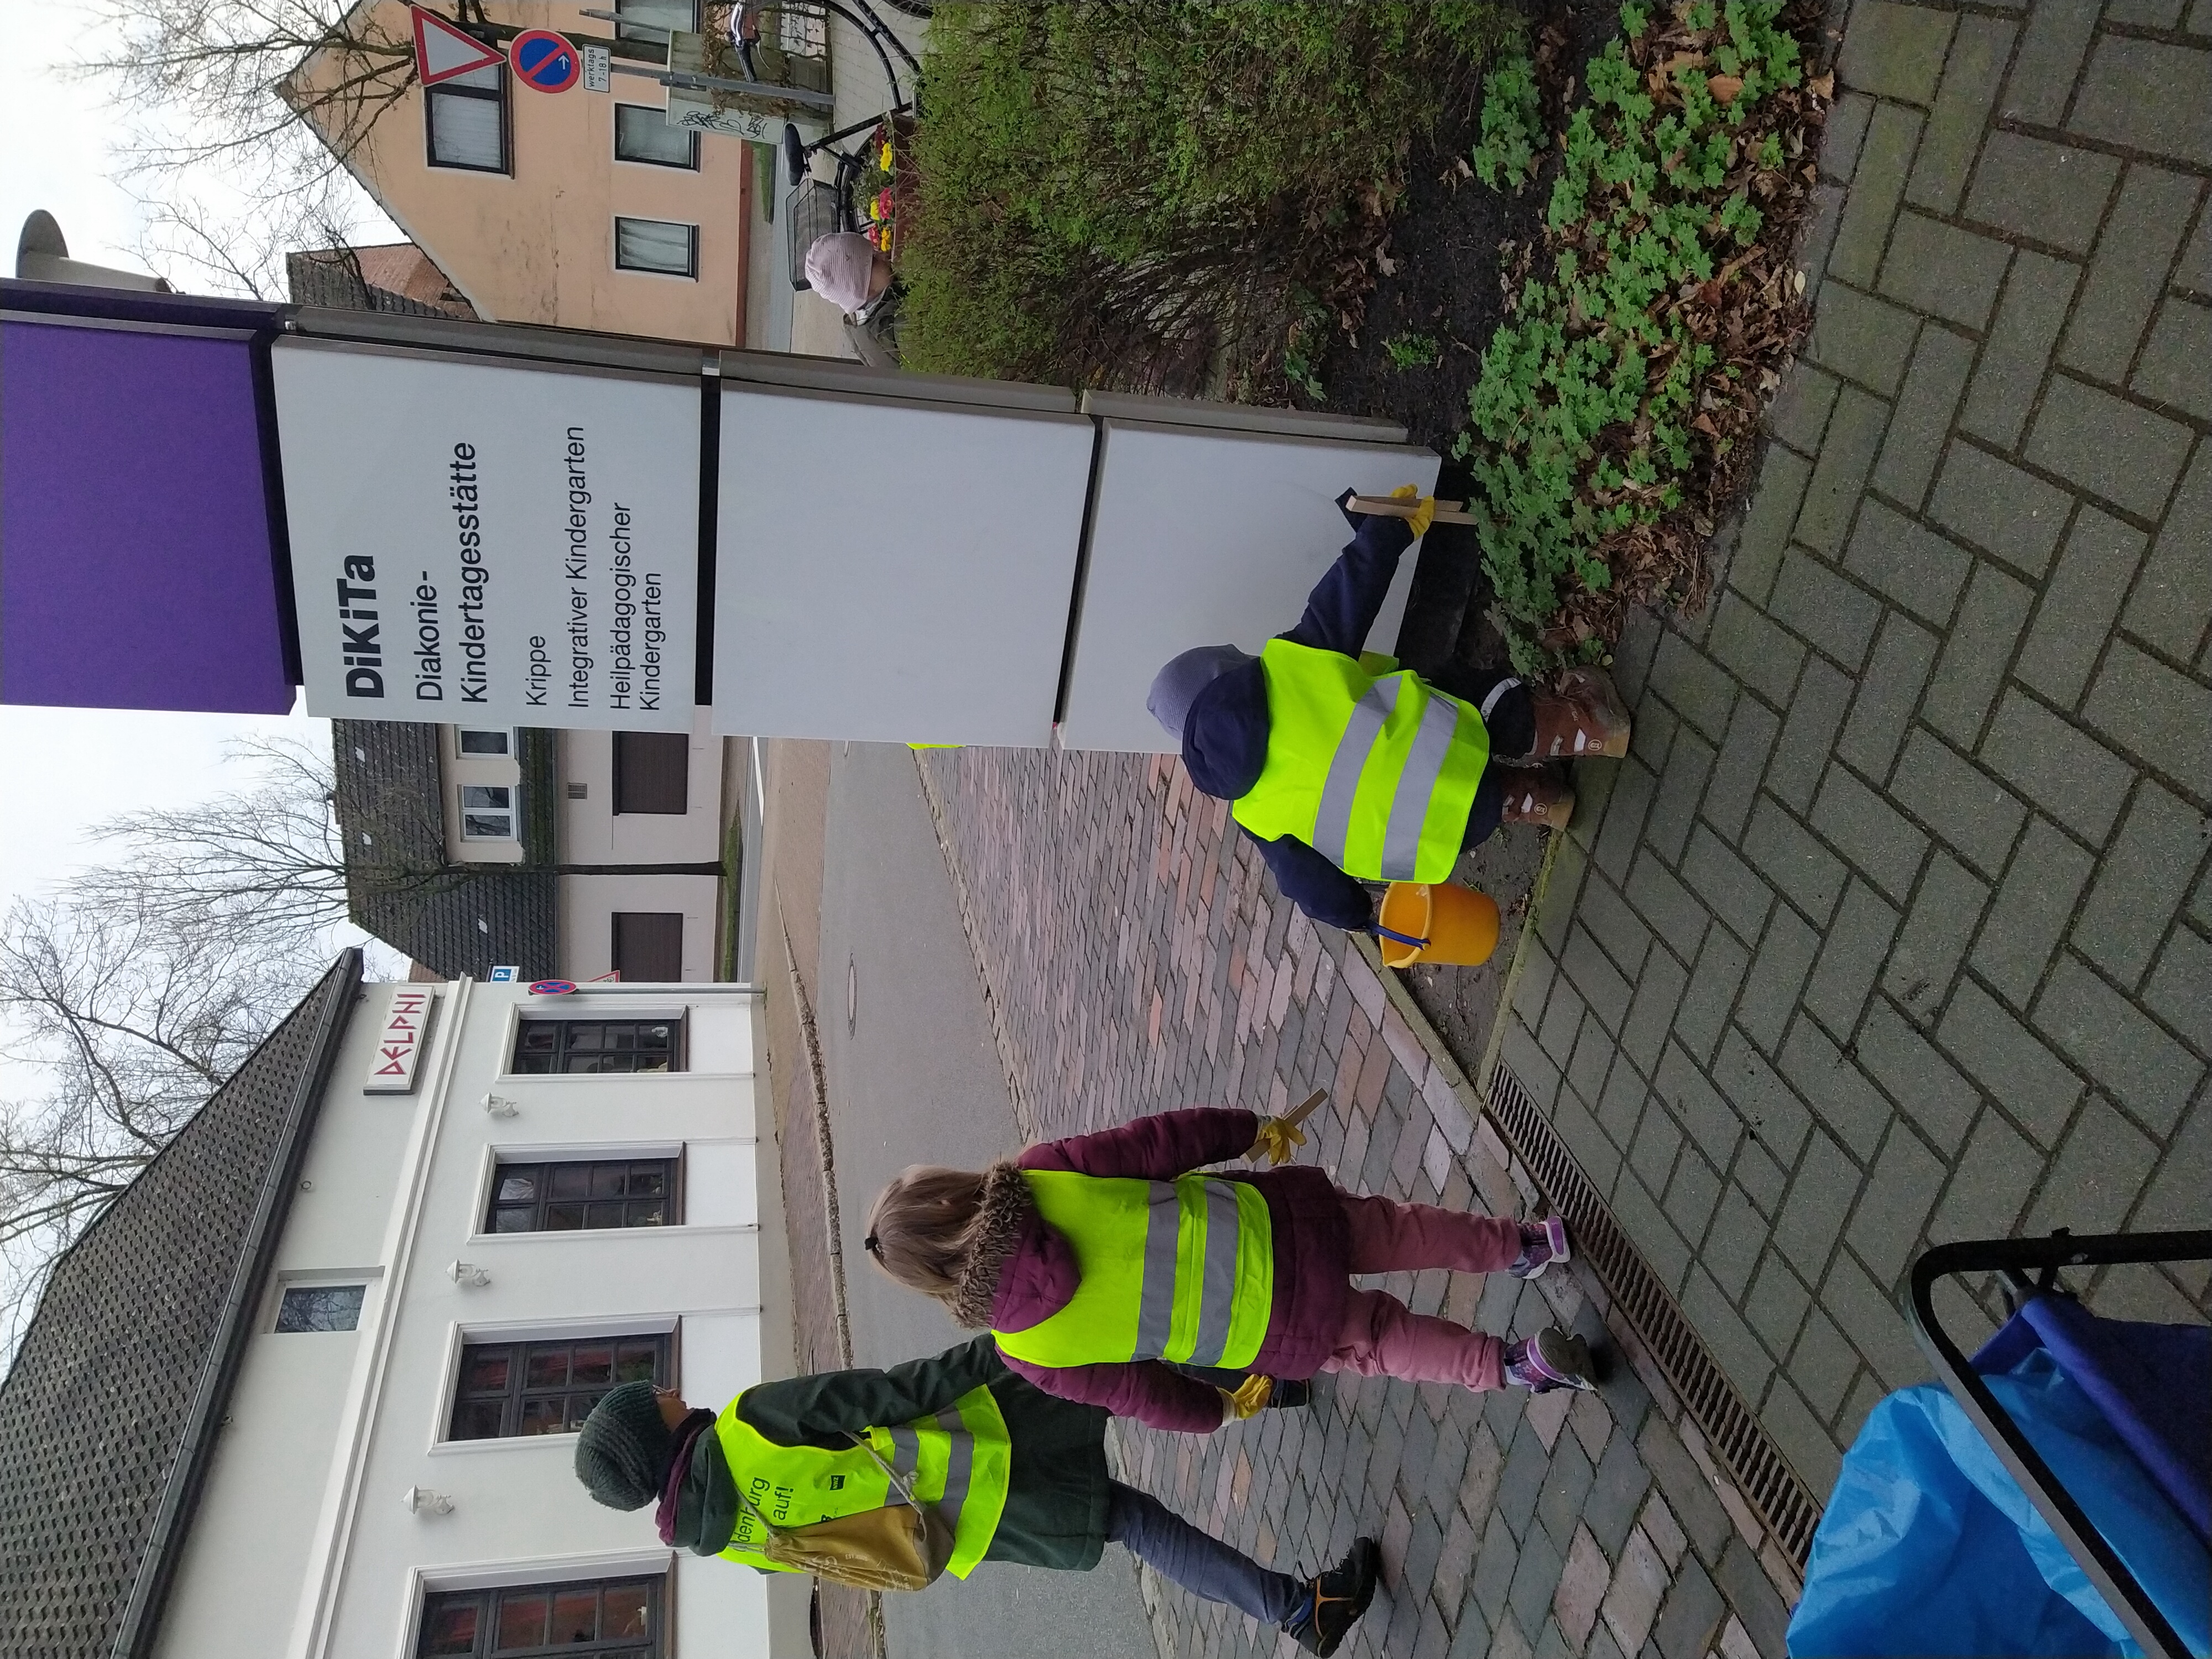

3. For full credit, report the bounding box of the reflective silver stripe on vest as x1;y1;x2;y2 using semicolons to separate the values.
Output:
934;1407;973;1527
1186;1180;1246;1366
1134;1182;1182;1358
1381;690;1463;879
1312;677;1403;866
886;1425;920;1479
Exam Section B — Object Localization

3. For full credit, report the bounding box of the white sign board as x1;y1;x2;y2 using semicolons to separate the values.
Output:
1057;421;1439;751
273;339;698;731
709;385;1093;745
364;984;437;1093
666;95;823;144
582;44;611;92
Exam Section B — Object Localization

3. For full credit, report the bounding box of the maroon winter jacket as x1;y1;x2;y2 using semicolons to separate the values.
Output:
990;1107;1351;1432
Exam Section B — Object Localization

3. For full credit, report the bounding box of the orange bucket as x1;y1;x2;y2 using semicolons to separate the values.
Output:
1376;882;1500;969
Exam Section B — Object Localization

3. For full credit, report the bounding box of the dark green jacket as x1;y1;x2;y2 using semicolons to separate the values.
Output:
680;1335;1110;1572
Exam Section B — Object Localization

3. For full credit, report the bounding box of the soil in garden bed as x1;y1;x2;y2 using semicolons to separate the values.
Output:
1339;1;1625;691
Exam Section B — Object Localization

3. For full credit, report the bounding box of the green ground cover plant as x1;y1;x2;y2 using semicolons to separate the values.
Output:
1458;0;1823;671
899;1;1517;392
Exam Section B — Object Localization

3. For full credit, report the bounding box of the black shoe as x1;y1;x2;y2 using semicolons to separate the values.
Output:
1267;1378;1312;1410
1284;1536;1379;1656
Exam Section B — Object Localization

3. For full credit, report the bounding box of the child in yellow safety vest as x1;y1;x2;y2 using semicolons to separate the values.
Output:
1146;487;1631;940
861;1105;1599;1436
571;1335;1383;1656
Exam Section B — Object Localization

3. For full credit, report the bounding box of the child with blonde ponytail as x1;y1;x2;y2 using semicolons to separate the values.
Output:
863;1100;1595;1434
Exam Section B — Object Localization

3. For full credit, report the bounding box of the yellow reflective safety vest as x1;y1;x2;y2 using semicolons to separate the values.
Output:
1231;639;1491;884
713;1384;1011;1579
992;1168;1274;1371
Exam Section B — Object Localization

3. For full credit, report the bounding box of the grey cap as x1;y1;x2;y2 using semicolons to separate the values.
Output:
1147;644;1255;742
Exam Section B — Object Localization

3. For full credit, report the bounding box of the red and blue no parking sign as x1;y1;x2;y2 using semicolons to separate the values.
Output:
508;28;581;93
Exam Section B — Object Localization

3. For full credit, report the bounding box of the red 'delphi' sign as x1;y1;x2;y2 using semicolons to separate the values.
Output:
365;985;437;1094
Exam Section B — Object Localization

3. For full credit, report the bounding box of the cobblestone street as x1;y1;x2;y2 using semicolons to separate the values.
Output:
917;750;1799;1659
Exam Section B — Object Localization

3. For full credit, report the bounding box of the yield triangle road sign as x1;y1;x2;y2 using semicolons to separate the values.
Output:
411;6;505;86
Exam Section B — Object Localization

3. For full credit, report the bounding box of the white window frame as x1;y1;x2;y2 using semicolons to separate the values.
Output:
265;1269;382;1334
459;782;516;840
613;216;699;279
467;1141;689;1241
427;1312;685;1452
500;1004;691;1078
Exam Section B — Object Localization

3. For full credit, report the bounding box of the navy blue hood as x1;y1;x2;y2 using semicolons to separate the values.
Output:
1181;660;1271;800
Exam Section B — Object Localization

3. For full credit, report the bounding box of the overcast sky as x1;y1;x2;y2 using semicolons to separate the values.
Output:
3;7;403;1102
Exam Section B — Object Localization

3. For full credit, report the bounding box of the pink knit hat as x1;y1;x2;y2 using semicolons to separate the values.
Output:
804;231;877;312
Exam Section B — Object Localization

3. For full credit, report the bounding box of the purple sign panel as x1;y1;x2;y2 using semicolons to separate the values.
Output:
0;320;293;713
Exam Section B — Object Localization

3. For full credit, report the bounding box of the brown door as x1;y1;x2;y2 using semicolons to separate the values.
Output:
612;731;689;814
611;912;684;982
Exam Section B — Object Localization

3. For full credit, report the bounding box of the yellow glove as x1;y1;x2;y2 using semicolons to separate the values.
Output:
1219;1374;1274;1422
1248;1115;1307;1166
1390;482;1437;539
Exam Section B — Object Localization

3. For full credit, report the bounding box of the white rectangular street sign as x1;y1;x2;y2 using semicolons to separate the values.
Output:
582;44;611;92
273;338;699;731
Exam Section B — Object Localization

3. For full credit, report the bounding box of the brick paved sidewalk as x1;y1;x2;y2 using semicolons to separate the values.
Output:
1501;0;2211;1514
917;751;1800;1659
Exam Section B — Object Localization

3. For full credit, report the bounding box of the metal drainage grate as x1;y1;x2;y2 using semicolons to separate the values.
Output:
1488;1062;1824;1567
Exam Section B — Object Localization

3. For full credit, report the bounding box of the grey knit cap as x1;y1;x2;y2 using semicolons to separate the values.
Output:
1147;644;1255;742
574;1380;674;1511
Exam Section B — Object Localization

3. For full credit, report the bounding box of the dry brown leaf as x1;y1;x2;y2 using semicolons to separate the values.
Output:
1375;245;1397;276
1709;74;1745;104
1807;70;1834;100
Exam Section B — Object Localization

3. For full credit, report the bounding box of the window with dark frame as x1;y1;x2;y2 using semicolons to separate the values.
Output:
612;731;688;814
458;729;512;755
425;62;509;173
613;104;698;169
275;1284;366;1332
447;1333;670;1440
510;1018;681;1074
416;1574;662;1656
611;912;683;982
613;217;697;278
486;1157;676;1233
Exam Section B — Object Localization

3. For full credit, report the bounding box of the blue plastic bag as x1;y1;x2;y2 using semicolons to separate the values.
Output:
1788;1344;2210;1657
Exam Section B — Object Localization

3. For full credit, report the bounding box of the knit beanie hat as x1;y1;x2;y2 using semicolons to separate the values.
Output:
1147;644;1255;743
575;1381;675;1511
804;231;878;313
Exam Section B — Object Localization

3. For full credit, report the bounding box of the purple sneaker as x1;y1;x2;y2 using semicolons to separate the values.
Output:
1504;1327;1597;1394
1509;1215;1572;1280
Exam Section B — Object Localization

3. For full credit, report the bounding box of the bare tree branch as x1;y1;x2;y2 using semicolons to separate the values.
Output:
72;0;429;294
0;733;446;1353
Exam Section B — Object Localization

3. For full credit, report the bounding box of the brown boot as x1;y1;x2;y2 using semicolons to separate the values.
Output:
1526;667;1631;760
1500;770;1575;830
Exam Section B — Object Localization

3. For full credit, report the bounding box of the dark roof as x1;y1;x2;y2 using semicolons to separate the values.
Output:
331;721;559;980
0;954;361;1659
284;245;477;317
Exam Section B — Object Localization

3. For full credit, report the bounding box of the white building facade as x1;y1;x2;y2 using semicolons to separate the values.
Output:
147;975;803;1659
